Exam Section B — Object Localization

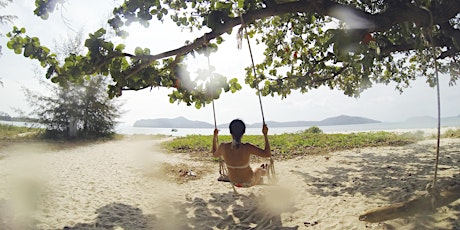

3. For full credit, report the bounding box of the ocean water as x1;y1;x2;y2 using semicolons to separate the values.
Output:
3;118;460;137
116;118;460;137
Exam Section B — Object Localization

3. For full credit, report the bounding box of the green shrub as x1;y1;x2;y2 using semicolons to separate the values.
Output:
303;126;323;134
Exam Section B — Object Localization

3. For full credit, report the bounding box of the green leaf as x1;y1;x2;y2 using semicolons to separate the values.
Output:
134;47;143;55
23;44;34;57
195;100;202;109
115;44;125;51
237;0;245;9
6;41;14;49
14;48;22;54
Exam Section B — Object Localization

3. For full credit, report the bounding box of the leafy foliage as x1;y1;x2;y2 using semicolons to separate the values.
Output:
33;0;64;20
6;0;460;107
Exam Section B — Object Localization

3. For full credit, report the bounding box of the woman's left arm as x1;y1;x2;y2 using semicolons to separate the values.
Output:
212;128;221;157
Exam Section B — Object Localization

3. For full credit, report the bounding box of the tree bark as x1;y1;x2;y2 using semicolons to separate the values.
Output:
359;186;460;223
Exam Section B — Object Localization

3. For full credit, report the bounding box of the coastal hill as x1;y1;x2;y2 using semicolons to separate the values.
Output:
133;115;381;128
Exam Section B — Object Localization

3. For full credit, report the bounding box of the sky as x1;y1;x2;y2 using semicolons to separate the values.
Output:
0;0;459;126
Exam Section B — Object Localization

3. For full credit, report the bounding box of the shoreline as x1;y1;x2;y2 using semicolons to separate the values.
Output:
118;125;460;137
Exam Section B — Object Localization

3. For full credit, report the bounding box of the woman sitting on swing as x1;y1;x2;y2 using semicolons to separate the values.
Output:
212;119;271;187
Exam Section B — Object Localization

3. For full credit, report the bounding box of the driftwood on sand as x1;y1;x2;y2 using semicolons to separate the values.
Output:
359;186;460;223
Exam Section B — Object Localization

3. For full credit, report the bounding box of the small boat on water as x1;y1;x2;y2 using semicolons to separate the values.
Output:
171;128;178;132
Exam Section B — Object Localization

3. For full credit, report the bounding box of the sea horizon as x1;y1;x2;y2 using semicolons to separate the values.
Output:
116;118;460;137
2;118;460;137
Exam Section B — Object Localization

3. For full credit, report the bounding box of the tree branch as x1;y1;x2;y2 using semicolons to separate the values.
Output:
118;0;363;76
111;0;460;79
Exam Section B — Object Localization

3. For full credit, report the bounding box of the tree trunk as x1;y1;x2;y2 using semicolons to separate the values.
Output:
69;116;77;138
359;186;460;223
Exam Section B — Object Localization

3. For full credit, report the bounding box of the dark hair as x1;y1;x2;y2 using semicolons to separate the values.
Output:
229;119;245;144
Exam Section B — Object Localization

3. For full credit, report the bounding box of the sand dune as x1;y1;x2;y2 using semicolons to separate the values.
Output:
0;135;459;229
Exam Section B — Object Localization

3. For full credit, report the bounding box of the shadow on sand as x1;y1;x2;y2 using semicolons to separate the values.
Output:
290;141;460;228
62;191;299;230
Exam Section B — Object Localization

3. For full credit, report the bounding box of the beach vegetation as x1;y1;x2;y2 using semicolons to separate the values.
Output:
163;130;422;160
0;123;43;140
303;126;323;134
441;128;460;138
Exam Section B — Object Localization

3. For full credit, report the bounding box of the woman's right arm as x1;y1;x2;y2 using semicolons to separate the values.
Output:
249;124;271;157
262;124;271;157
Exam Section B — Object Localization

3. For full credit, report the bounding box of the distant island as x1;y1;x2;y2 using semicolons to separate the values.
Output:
133;116;213;128
133;115;382;128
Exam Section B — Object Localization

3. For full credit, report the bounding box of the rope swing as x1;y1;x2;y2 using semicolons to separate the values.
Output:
428;8;441;207
205;48;229;180
239;15;277;185
239;17;265;125
209;15;278;187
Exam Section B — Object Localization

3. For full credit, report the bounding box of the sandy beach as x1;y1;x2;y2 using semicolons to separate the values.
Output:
0;134;459;229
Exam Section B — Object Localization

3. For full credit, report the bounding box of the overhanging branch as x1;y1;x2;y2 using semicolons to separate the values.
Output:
115;0;460;79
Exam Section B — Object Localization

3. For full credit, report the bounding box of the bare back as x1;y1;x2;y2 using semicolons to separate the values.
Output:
215;142;270;183
212;123;271;185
